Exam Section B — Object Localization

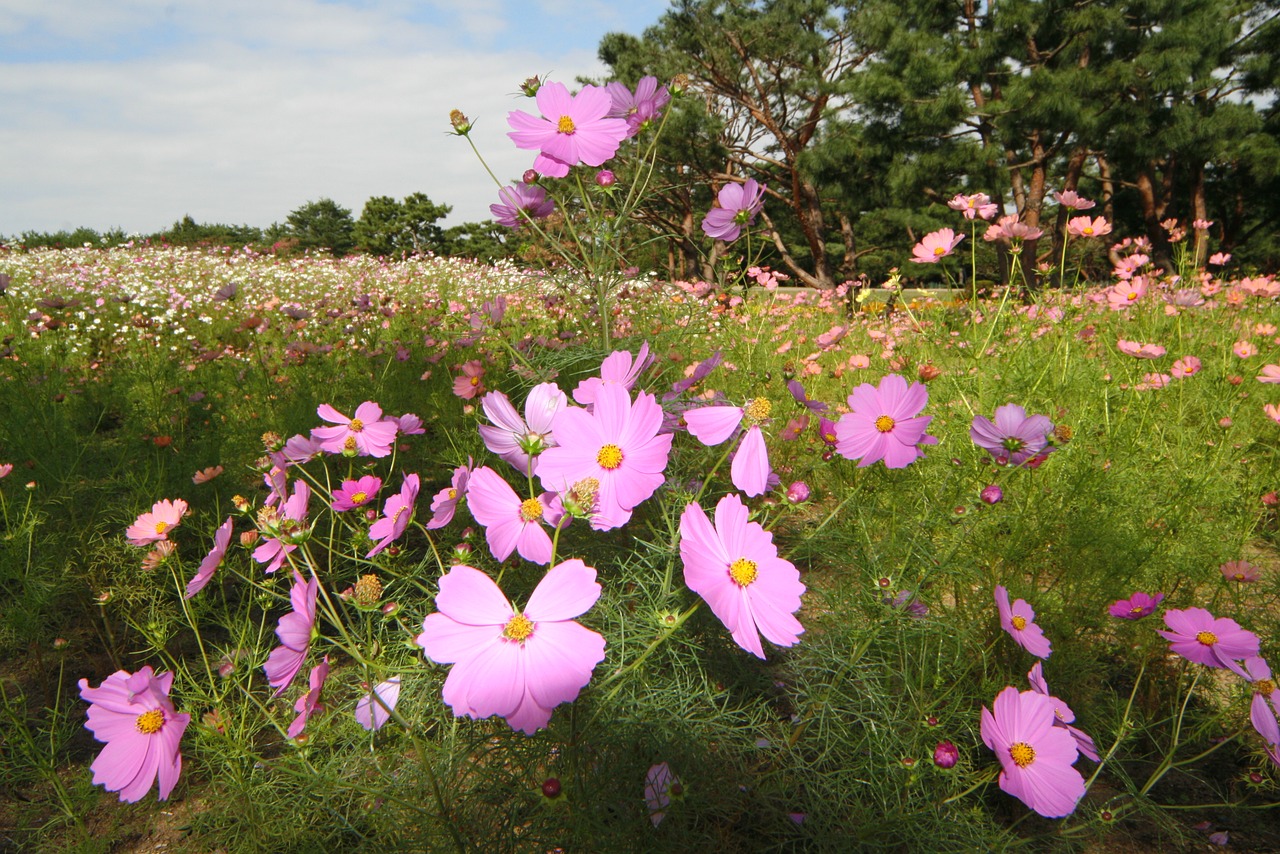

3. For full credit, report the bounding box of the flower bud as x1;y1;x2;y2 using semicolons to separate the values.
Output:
520;75;542;97
522;169;540;185
933;741;958;769
980;484;1003;505
785;481;810;503
449;109;472;136
595;170;616;188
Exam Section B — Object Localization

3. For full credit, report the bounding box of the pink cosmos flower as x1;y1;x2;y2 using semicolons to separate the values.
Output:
453;360;486;400
1027;663;1099;762
366;474;419;558
910;228;964;264
1243;657;1280;747
573;343;652;406
1266;403;1280;425
1053;190;1096;210
126;498;188;546
947;192;998;220
288;656;330;739
1220;560;1260;583
1157;607;1260;678
1234;340;1259;358
0;463;12;479
490;184;555;230
1108;591;1164;620
969;404;1055;467
684;397;775;497
981;686;1086;818
995;585;1052;659
645;762;681;826
983;214;1043;244
679;494;805;659
507;81;628;178
79;666;191;802
330;475;382;512
1107;278;1149;309
312;401;398;458
1116;338;1166;359
536;384;673;531
833;373;937;469
606;75;670;136
1171;356;1202;379
355;676;401;731
1257;365;1280;384
264;571;319;697
185;516;233;598
466;466;555;565
390;412;426;435
702;179;766;242
427;462;472;530
254;481;311;574
192;465;223;484
479;383;567;473
1066;216;1110;239
416;561;607;735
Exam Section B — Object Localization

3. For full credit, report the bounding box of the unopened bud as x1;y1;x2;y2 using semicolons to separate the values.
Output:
449;109;472;136
520;75;542;97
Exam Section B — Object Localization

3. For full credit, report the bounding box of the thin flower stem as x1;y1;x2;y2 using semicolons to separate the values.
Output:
940;766;1000;805
1083;661;1145;791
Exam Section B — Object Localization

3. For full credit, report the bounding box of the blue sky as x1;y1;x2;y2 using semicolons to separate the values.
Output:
0;0;672;237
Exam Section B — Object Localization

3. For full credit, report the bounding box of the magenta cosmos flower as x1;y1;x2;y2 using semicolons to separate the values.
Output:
507;81;628;178
536;384;673;531
573;342;652;406
981;686;1086;818
490;184;555;229
1244;657;1280;747
679;494;805;659
702;179;766;242
833;373;937;469
355;676;401;731
254;481;311;574
185;516;233;598
367;473;419;558
312;401;398;458
330;475;382;512
910;228;964;264
995;585;1052;659
1157;607;1260;678
1108;591;1164;620
606;76;670;136
684;397;776;497
79;666;191;802
426;462;472;530
126;498;188;546
970;404;1055;467
416;560;607;735
479;383;568;474
264;571;319;697
288;656;330;739
466;465;555;565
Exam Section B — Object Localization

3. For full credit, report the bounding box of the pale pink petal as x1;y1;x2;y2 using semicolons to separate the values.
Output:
524;559;602;622
684;406;745;445
730;425;771;496
433;565;512;626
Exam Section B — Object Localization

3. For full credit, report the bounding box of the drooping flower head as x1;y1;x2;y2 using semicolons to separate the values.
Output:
185;516;233;598
355;676;402;731
1108;591;1164;620
466;465;555;565
833;373;937;469
507;81;629;178
606;75;671;136
684;397;776;497
536;384;673;531
330;475;382;512
366;473;419;558
263;571;319;697
79;666;191;802
479;383;568;474
910;228;964;264
970;404;1056;467
980;686;1086;818
679;494;805;659
1157;607;1260;678
312;401;398;458
426;462;472;530
995;585;1052;659
1027;663;1099;762
126;498;188;546
701;179;766;242
490;184;555;230
573;342;652;406
288;656;330;739
416;561;607;735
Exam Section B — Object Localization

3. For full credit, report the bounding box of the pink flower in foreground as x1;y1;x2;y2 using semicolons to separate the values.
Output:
288;656;330;739
453;360;486;400
645;762;681;826
416;561;607;735
426;462;472;530
684;397;775;497
679;494;805;659
573;343;652;406
1108;591;1164;620
701;179;766;242
264;571;319;697
833;373;937;469
366;474;419;558
1266;403;1280;425
1243;657;1280;747
1256;364;1280;384
1027;663;1099;762
185;516;233;598
1171;356;1202;379
536;384;673;530
126;498;188;546
79;667;191;802
1157;607;1260;678
1220;560;1260;583
479;383;567;473
312;401;398;458
1234;340;1259;358
507;81;628;178
355;676;401;731
467;466;555;565
995;585;1052;659
947;192;998;220
1066;216;1110;239
1107;279;1149;310
490;184;556;229
910;228;964;264
606;75;670;136
330;475;382;512
1116;338;1166;359
981;686;1085;818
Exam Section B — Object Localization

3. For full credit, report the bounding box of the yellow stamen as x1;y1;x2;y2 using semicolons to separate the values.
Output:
448;488;457;500
503;613;534;642
1196;631;1218;646
136;709;165;734
349;418;364;432
1009;742;1035;768
743;398;772;424
874;415;895;433
351;491;367;505
557;115;576;134
729;557;758;587
519;497;543;522
1011;615;1027;631
597;444;624;470
933;246;946;256
154;521;168;534
1254;679;1275;695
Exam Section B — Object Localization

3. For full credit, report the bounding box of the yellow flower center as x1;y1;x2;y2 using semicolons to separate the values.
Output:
1196;631;1217;646
136;708;165;734
1009;742;1035;768
729;557;758;587
154;521;169;534
1083;227;1094;235
1129;606;1145;616
557;115;576;134
933;246;946;256
1234;573;1247;581
349;418;364;432
874;415;896;433
597;444;624;470
503;613;534;642
448;488;457;500
743;397;772;424
519;497;543;522
470;376;480;386
1127;291;1139;301
1011;615;1027;631
1255;679;1276;695
343;436;358;452
351;491;367;505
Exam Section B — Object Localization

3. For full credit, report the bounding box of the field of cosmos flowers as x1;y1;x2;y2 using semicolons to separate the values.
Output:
2;78;1280;853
